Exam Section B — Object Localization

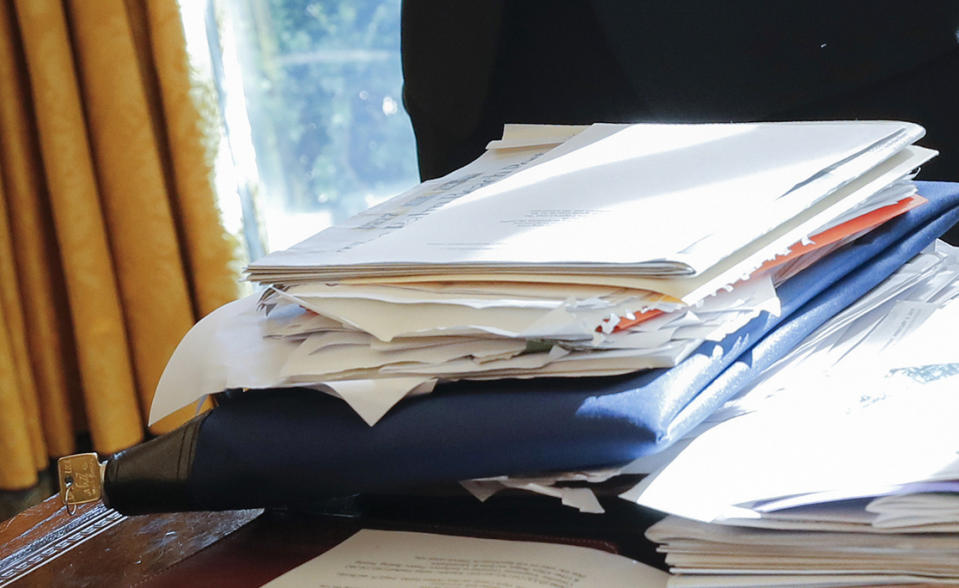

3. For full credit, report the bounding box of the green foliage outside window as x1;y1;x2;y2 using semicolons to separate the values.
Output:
230;0;417;223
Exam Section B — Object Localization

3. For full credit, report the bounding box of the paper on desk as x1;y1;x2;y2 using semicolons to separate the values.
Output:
869;492;959;528
648;513;959;556
646;515;959;581
262;529;668;588
262;304;346;338
751;193;925;276
486;123;590;150
359;121;914;271
335;145;933;303
150;295;437;426
151;192;929;427
460;479;605;514
880;295;959;370
461;467;624;514
748;480;959;517
624;317;959;523
375;341;705;380
284;280;672;311
277;293;652;342
701;244;955;427
765;176;915;278
623;246;959;518
150;295;294;425
667;557;958;577
277;270;776;347
666;573;959;587
251;121;923;282
810;179;917;230
281;334;527;380
366;334;510;351
275;281;757;382
647;515;959;549
149;238;934;427
568;327;675;350
608;147;931;302
376;346;566;376
323;378;434;426
249;142;562;282
644;496;908;534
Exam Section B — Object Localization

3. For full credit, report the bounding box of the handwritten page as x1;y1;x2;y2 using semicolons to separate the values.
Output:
263;529;667;588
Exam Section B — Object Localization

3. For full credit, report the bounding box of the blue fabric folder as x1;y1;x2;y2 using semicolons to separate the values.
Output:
107;182;959;513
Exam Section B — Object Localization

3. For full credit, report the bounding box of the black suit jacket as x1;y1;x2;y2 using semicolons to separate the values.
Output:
402;1;959;199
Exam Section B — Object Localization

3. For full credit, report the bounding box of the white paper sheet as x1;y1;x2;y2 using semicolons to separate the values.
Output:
646;514;959;581
278;292;642;342
869;493;959;528
250;142;561;279
150;295;298;425
150;297;430;426
461;467;625;514
263;529;668;588
323;377;433;426
623;286;959;523
626;368;959;523
250;121;923;282
282;334;527;380
667;573;959;587
284;280;669;311
485;123;590;150
700;245;954;427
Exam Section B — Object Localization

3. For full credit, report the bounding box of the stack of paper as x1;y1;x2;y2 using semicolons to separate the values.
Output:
248;121;926;289
460;240;959;515
622;240;959;586
261;268;777;397
151;120;937;427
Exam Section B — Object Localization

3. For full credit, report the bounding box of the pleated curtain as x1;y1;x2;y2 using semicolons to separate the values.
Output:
0;0;240;490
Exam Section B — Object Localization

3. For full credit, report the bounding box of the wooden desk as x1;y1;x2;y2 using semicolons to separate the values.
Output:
3;495;944;588
0;492;664;587
0;495;261;587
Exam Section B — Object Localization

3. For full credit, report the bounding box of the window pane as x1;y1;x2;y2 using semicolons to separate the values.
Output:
227;0;418;252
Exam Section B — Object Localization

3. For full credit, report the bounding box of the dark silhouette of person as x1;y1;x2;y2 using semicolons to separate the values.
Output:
402;1;959;243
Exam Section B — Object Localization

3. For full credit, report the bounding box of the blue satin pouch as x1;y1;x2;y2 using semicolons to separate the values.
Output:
104;182;959;513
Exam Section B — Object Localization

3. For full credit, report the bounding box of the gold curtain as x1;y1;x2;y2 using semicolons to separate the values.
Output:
0;0;240;490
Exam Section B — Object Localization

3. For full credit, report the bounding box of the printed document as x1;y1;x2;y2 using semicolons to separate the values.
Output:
263;529;667;587
250;121;923;282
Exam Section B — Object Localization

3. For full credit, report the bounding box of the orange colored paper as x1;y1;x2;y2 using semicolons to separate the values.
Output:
298;198;926;337
608;309;664;332
755;195;926;276
609;195;925;333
